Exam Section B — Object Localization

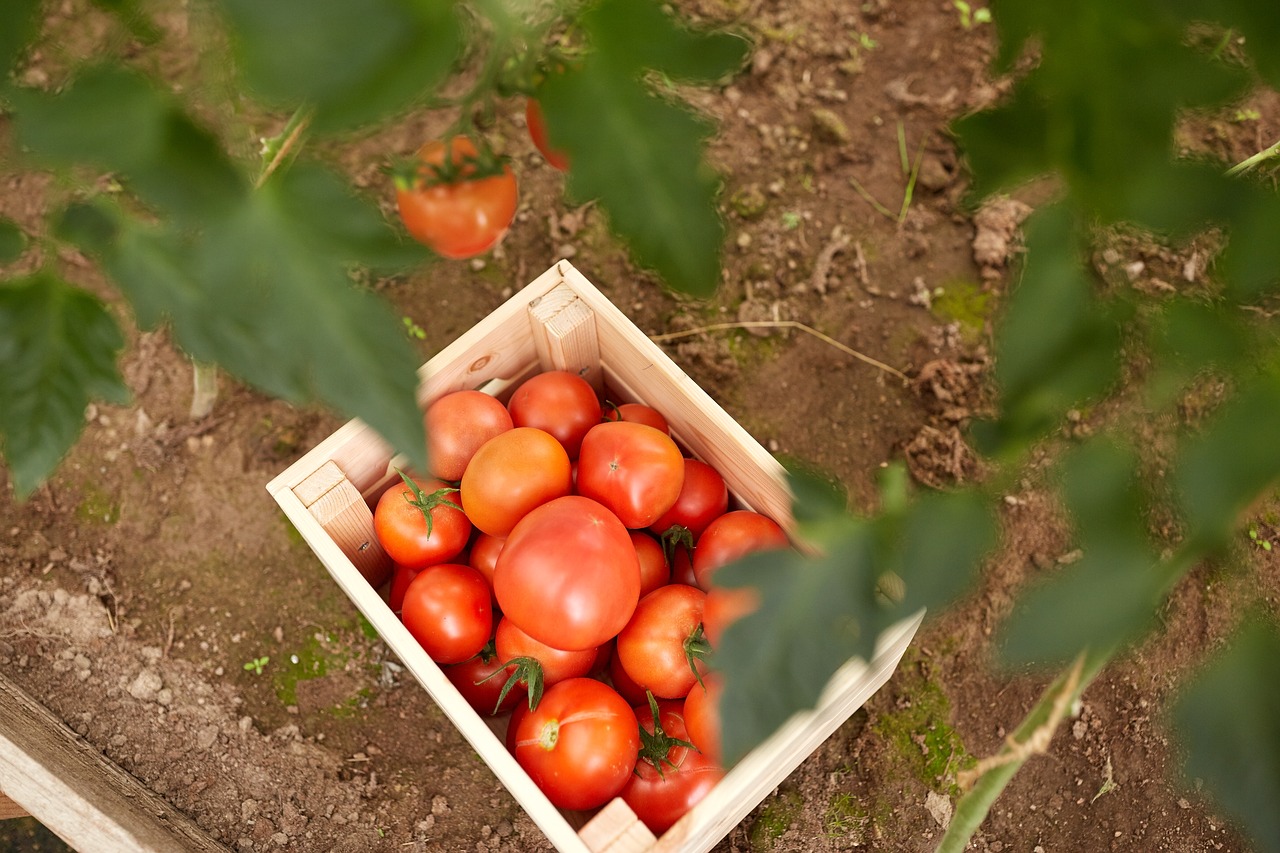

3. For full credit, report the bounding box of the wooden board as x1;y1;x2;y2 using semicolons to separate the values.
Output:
0;671;231;852
266;260;920;853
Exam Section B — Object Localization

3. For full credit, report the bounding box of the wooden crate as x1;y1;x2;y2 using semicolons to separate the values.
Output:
266;260;920;853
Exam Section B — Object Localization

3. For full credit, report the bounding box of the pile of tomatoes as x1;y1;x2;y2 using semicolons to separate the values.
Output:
371;370;792;834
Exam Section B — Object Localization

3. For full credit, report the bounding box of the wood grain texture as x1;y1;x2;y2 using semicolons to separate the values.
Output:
295;461;392;589
528;284;604;393
0;672;231;852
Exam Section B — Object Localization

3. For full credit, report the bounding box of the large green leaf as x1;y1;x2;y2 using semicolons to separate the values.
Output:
0;218;26;263
579;0;749;84
0;0;41;85
539;61;724;296
1172;616;1280;853
0;274;130;499
218;0;461;132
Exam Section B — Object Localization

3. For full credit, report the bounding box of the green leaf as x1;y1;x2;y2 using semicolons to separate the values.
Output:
0;218;27;263
12;67;247;224
0;273;129;499
1172;616;1280;853
539;62;724;296
219;0;461;132
0;0;41;84
579;0;750;83
896;491;997;615
776;456;847;527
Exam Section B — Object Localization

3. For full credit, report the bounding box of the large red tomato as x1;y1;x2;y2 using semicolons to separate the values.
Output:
373;473;471;569
494;616;600;709
425;390;513;481
507;370;601;460
395;136;517;259
493;495;641;651
621;696;725;834
682;671;724;766
577;421;685;529
512;678;640;810
616;584;710;699
692;510;790;590
400;563;492;664
525;98;569;171
444;638;525;716
605;402;669;433
460;427;573;537
650;458;729;542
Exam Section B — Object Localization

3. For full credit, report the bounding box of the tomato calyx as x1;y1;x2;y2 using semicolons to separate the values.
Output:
395;469;462;536
636;692;697;778
659;525;695;565
484;655;546;713
390;143;510;192
683;623;712;691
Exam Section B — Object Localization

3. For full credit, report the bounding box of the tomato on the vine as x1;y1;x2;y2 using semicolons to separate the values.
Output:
511;678;640;811
692;510;790;590
460;427;573;538
494;616;600;710
425;389;513;481
373;472;471;569
577;421;685;529
525;98;569;171
493;495;641;651
400;563;493;664
507;370;601;459
395;135;517;259
621;694;725;834
616;584;711;699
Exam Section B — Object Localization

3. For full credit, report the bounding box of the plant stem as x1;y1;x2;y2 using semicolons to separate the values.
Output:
256;106;312;190
1226;138;1280;177
190;360;218;419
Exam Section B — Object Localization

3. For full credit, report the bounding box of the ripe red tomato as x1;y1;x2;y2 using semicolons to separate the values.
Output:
605;402;669;434
671;543;697;587
467;531;505;601
444;638;525;716
494;495;641;651
460;427;573;537
400;563;493;664
701;584;759;649
621;696;725;834
616;584;710;699
388;563;424;613
692;510;790;590
426;390;513;481
608;641;650;706
525;98;569;171
373;473;471;569
507;370;601;460
629;530;671;599
395;136;517;259
512;678;640;810
650;458;729;541
495;616;600;708
682;671;724;766
577;421;685;529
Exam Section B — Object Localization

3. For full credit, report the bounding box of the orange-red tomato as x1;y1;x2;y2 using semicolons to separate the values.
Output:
616;584;710;699
396;136;517;259
682;670;724;766
650;458;728;541
621;697;724;834
460;427;573;537
373;475;471;569
507;370;602;460
702;584;760;649
526;99;569;171
426;390;513;481
577;421;685;529
692;510;790;590
400;563;493;664
605;402;669;434
629;530;671;598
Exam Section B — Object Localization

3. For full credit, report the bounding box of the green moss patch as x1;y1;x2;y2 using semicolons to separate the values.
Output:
931;278;993;345
871;660;972;795
749;789;805;850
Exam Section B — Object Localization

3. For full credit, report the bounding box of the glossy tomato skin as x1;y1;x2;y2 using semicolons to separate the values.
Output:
507;371;601;460
577;421;685;529
374;476;471;570
692;510;790;590
525;99;569;171
426;390;513;481
494;495;641;651
629;530;671;598
400;563;493;664
445;639;525;716
467;531;505;603
608;642;650;706
605;402;669;434
682;671;724;766
396;136;517;259
461;427;573;537
650;458;729;541
621;699;725;834
513;678;640;811
616;584;709;699
495;616;600;690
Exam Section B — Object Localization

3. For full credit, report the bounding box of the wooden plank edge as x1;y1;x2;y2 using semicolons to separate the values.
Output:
0;790;29;820
0;672;232;853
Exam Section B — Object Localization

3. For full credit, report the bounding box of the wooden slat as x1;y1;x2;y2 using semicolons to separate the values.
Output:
0;790;29;820
528;284;605;394
293;460;392;590
0;672;231;852
580;800;657;853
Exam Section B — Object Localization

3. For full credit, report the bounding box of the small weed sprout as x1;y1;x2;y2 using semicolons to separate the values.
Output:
243;656;270;675
1233;107;1261;122
781;211;802;230
953;0;991;28
1248;525;1272;551
402;316;426;340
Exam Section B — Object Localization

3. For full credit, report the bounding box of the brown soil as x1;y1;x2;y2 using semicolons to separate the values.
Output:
0;0;1272;851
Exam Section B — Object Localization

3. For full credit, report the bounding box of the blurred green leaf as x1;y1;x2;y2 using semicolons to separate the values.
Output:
0;219;27;263
0;0;41;85
57;166;429;472
539;61;724;296
580;0;749;83
776;456;847;526
219;0;461;132
896;491;996;615
12;67;247;223
1177;376;1280;548
0;273;129;499
1172;615;1280;853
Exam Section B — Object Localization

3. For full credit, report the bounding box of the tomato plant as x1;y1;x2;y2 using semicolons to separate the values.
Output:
444;637;525;716
425;389;513;481
395;136;517;259
692;510;789;590
621;693;725;834
616;584;711;699
400;562;493;664
577;421;685;528
493;494;641;651
373;471;471;569
460;426;573;537
511;677;641;811
506;370;602;459
525;98;569;171
494;616;600;709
